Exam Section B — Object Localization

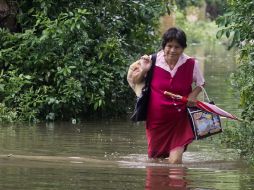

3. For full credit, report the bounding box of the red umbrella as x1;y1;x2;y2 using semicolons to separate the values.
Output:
164;91;239;121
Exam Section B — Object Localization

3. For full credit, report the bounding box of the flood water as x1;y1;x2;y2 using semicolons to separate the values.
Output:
1;43;254;190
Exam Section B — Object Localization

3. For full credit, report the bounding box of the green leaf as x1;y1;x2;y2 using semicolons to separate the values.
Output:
216;29;224;39
226;30;230;38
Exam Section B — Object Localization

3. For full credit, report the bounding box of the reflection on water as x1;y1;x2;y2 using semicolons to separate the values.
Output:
0;43;253;189
145;167;188;190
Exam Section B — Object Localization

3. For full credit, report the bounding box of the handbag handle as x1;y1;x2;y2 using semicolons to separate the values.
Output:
200;85;211;102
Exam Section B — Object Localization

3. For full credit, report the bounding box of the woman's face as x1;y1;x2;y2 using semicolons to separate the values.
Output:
163;40;184;62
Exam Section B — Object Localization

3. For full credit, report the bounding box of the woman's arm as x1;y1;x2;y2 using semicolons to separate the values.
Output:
187;86;203;106
187;59;205;106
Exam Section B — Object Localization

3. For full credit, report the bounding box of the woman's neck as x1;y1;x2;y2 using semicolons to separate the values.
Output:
165;58;178;70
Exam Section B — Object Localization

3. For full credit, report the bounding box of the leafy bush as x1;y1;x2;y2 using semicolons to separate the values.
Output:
0;0;167;122
216;0;254;122
216;0;254;163
219;121;254;164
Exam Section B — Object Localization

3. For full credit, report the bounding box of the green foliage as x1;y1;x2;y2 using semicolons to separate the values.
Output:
0;103;18;123
175;0;204;10
0;0;166;122
216;1;254;49
216;0;254;164
219;121;254;164
216;0;254;122
173;0;227;20
231;63;254;122
175;11;218;44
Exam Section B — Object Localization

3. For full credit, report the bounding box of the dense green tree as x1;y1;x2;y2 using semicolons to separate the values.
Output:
216;0;254;122
216;0;254;164
0;0;167;122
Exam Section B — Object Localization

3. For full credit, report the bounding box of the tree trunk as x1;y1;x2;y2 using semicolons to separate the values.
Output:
0;0;19;32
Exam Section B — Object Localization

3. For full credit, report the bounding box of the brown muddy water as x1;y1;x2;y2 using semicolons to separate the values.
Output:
0;121;253;190
0;43;253;190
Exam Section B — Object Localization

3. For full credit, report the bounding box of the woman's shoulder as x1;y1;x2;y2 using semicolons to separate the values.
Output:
152;50;164;64
155;50;164;57
183;54;197;64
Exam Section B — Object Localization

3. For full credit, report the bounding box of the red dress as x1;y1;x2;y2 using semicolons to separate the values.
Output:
146;58;195;158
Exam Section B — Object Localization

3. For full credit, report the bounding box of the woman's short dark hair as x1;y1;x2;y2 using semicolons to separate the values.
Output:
161;27;187;49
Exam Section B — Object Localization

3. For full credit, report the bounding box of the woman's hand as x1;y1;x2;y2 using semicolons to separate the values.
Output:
127;54;152;85
140;54;152;72
186;97;197;107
